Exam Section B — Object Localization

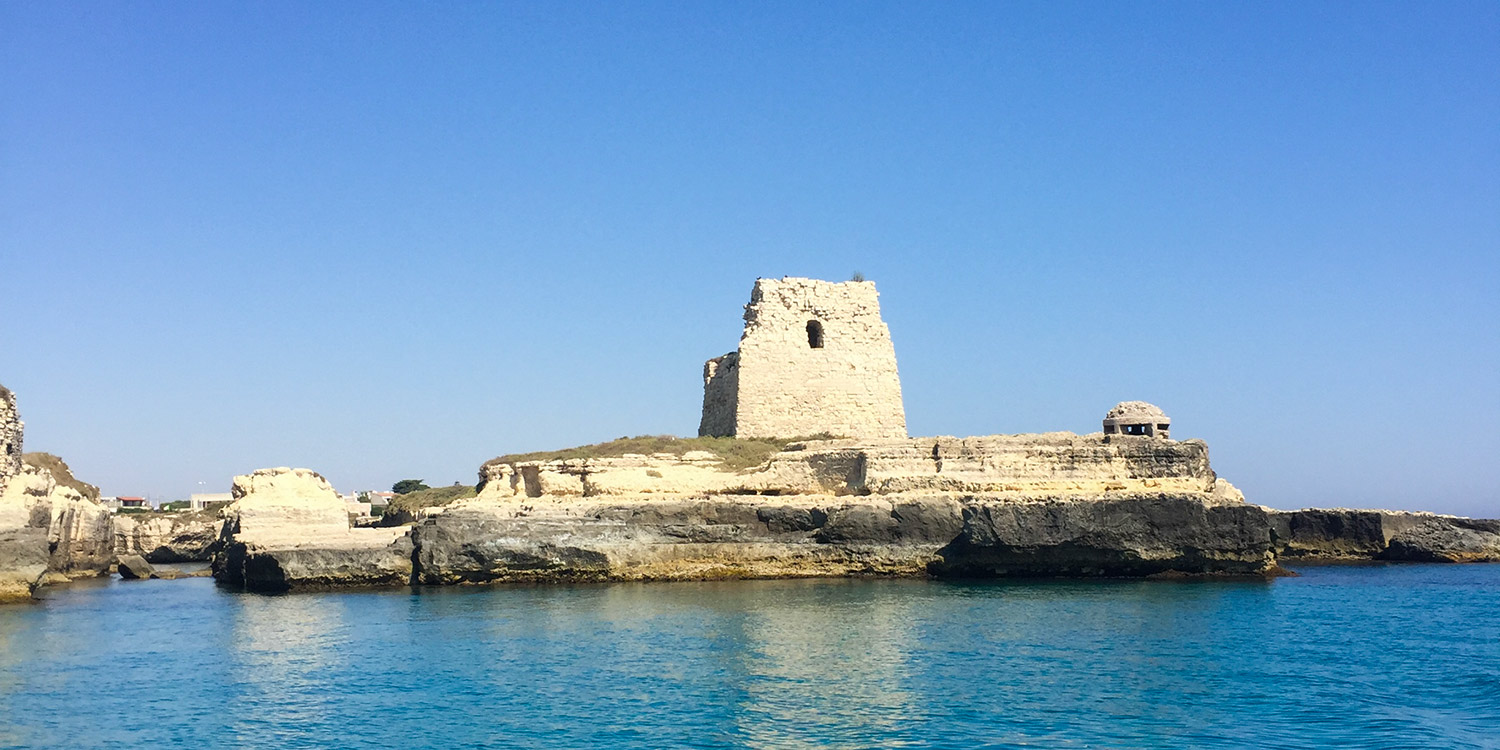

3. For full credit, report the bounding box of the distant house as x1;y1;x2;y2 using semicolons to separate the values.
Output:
117;496;150;510
189;492;233;511
365;491;395;508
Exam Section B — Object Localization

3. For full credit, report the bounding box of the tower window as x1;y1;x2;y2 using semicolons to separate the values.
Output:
806;320;824;348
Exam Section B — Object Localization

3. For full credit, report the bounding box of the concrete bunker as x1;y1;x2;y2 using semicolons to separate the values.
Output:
1103;401;1170;439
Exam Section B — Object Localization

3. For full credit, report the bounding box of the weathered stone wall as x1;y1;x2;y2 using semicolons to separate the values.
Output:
0;385;22;496
700;277;906;439
698;353;740;438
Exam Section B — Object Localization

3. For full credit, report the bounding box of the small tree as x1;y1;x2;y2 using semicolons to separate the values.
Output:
851;271;866;282
392;479;429;495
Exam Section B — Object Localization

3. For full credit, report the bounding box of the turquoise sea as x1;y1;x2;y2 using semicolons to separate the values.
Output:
1;564;1497;749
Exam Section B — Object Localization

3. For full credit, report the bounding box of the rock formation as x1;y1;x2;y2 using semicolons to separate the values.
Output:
408;432;1283;586
116;554;155;580
700;277;906;439
113;510;221;563
1269;509;1500;563
211;467;411;592
0;459;115;602
0;388;115;603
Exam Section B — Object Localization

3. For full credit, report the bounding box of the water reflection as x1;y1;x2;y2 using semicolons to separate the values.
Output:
224;592;350;749
1;570;1495;749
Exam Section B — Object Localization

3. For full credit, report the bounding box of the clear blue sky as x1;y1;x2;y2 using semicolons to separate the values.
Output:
2;2;1496;516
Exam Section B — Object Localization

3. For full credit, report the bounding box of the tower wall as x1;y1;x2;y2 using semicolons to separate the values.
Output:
0;385;22;495
699;277;906;439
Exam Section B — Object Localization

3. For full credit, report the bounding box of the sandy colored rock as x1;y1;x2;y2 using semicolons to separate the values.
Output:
212;467;413;592
480;433;1234;502
1;459;114;588
114;511;222;563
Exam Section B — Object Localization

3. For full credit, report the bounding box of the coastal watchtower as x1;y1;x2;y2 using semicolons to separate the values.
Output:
699;277;907;439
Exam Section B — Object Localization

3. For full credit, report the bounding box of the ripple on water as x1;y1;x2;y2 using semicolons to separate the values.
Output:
0;567;1496;749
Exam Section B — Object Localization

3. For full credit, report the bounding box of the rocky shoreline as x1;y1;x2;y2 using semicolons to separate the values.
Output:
4;384;1497;602
196;435;1500;594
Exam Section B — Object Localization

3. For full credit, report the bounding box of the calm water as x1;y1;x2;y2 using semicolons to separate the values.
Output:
1;565;1497;749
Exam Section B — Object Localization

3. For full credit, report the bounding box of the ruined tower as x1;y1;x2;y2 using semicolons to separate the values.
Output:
699;277;907;439
0;384;22;495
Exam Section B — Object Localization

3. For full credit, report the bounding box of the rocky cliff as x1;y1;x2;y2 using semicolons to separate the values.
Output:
114;510;221;563
1269;509;1500;563
220;434;1287;592
212;467;411;592
0;460;115;602
208;435;1498;594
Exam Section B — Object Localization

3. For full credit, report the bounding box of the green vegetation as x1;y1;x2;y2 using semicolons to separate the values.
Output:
21;452;100;501
392;479;430;495
483;434;839;473
161;500;191;511
385;484;478;515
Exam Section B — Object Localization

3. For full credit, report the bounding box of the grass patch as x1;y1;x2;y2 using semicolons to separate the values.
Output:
22;452;99;501
484;434;839;473
386;484;478;515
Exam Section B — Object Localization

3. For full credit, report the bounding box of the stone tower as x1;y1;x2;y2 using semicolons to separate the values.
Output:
0;384;22;495
699;277;907;439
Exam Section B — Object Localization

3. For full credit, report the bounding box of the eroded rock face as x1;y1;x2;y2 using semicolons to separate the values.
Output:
1;461;115;601
1264;509;1500;563
1382;518;1500;563
1267;509;1428;560
934;496;1281;578
212;467;412;592
478;433;1234;501
412;495;963;585
114;511;222;563
408;492;1282;585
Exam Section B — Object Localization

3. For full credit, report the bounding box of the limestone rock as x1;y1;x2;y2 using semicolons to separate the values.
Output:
219;467;351;547
116;554;155;580
0;461;115;602
933;495;1282;578
212;467;413;592
1267;509;1429;560
410;492;1276;585
0;528;48;603
1382;518;1500;563
113;511;221;563
478;433;1236;502
412;495;959;585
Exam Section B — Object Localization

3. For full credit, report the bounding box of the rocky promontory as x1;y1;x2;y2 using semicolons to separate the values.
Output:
0;455;115;602
215;433;1303;592
211;467;411;592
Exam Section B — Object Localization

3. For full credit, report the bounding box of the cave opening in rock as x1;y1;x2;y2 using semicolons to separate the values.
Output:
806;320;824;349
